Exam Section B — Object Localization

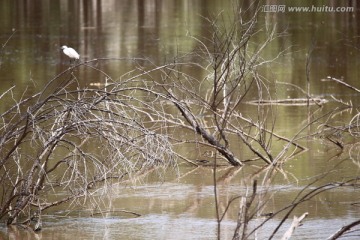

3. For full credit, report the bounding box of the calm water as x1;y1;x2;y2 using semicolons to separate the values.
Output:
0;1;360;239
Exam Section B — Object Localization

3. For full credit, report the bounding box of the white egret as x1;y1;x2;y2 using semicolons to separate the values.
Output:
61;45;80;63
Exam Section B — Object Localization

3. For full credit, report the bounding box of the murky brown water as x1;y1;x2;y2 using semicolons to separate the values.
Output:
1;1;360;239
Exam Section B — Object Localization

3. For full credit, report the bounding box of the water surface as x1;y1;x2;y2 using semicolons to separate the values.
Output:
0;1;359;239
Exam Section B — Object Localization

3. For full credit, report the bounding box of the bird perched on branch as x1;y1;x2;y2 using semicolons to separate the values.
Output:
61;45;80;63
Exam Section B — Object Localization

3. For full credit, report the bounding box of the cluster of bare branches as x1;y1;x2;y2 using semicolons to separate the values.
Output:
211;164;360;240
0;63;177;229
127;4;303;167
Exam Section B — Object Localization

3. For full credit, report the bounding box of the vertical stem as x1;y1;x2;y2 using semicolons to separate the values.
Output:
213;153;220;240
306;36;316;107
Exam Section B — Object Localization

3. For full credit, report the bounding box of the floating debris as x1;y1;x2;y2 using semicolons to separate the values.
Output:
246;98;328;106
